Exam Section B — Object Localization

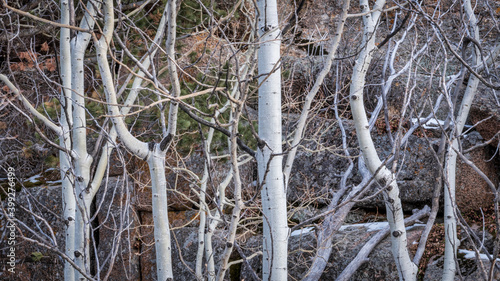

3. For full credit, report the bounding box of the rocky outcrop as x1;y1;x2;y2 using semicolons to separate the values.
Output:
0;179;420;280
1;113;497;281
0;184;64;280
3;160;497;280
288;125;498;212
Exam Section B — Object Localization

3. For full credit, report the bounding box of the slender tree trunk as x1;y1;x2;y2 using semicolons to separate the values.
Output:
72;33;93;281
443;145;458;280
196;108;230;280
205;170;233;280
215;123;244;281
196;50;252;280
257;0;288;279
88;1;169;194
213;61;250;280
59;1;75;279
60;147;75;281
443;1;480;279
349;0;417;280
69;2;99;277
196;163;208;281
283;0;350;187
148;148;174;280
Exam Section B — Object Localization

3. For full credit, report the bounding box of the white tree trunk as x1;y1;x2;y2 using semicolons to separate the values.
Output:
164;0;180;138
257;1;288;279
195;162;208;280
148;148;174;280
443;143;458;280
196;114;226;280
59;1;75;280
205;170;233;280
349;0;417;280
71;2;169;276
97;1;176;279
195;50;251;280
97;1;149;158
88;1;169;195
60;146;75;281
442;0;480;279
69;2;99;277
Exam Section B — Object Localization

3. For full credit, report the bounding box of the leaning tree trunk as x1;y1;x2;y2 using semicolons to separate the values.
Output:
349;0;417;280
96;0;177;279
442;0;481;279
256;0;288;280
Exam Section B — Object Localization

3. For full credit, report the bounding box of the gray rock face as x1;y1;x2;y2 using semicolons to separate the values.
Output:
287;130;439;211
0;176;141;281
287;124;498;212
2;128;497;281
369;134;440;210
287;148;350;206
0;184;64;281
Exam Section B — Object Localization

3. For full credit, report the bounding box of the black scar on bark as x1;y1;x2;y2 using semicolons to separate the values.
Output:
392;230;402;237
160;133;173;151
